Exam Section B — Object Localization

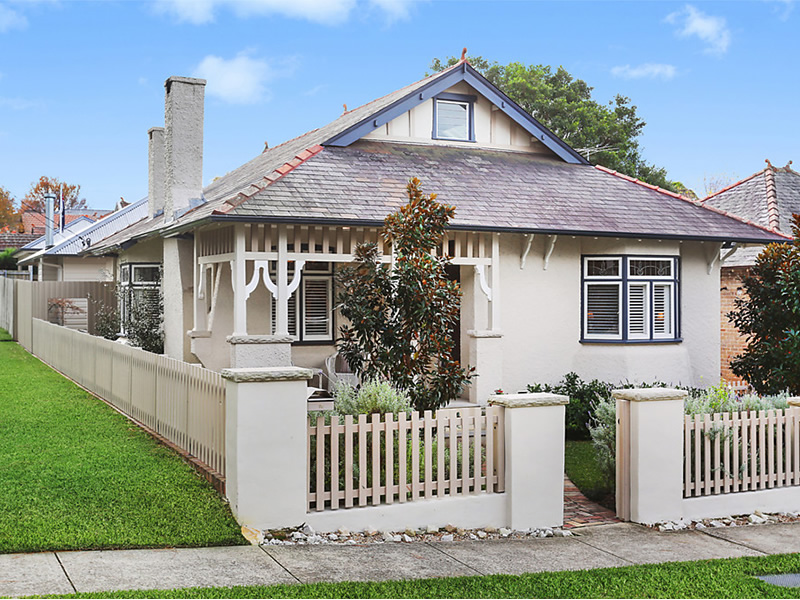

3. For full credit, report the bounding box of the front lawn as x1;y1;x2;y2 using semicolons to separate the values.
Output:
0;329;243;553
33;553;800;598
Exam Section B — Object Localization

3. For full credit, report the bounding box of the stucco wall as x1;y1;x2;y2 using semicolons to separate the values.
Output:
494;235;719;393
62;257;114;282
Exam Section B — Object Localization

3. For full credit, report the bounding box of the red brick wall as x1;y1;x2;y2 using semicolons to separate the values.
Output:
720;266;750;383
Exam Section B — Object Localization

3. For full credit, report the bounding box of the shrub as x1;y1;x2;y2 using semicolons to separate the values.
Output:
331;379;412;416
587;395;616;493
528;373;614;439
684;382;788;415
729;214;800;395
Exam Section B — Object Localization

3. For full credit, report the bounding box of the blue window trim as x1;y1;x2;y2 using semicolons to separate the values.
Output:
580;254;681;344
432;93;476;142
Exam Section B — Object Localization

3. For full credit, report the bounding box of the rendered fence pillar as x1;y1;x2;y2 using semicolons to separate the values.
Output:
222;366;312;529
489;392;568;529
227;334;293;368
614;388;686;524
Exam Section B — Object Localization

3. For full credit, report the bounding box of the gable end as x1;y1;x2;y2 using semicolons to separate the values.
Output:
324;62;588;165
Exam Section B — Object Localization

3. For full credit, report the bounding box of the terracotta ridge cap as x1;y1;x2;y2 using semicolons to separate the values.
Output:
763;163;781;231
595;165;792;240
215;145;326;215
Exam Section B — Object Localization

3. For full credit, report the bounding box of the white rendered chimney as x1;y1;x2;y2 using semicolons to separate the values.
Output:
147;127;165;219
164;76;206;222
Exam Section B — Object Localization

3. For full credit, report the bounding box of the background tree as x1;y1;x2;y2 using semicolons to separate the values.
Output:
19;176;86;213
430;56;682;193
337;177;475;411
0;248;17;270
729;214;800;394
0;186;18;230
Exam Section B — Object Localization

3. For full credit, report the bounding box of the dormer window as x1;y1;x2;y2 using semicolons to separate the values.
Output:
433;93;476;142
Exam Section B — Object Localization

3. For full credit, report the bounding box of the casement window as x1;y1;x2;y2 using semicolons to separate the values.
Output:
119;263;161;333
269;262;334;342
433;93;476;142
582;256;679;342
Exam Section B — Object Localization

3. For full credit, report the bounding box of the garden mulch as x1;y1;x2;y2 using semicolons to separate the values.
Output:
563;475;620;529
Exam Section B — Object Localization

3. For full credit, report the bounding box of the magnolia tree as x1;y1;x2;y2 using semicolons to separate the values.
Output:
336;178;475;412
729;214;800;395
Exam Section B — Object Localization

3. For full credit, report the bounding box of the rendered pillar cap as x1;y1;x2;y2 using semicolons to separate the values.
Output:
612;388;688;402
221;366;313;382
489;392;569;407
788;397;800;407
226;334;296;345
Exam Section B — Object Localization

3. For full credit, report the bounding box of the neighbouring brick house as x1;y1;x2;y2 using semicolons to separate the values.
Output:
702;160;800;383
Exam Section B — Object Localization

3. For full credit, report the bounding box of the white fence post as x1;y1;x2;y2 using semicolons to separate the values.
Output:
489;392;568;529
221;366;313;529
614;388;687;524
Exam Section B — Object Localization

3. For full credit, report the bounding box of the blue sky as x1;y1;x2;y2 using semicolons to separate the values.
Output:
0;0;797;209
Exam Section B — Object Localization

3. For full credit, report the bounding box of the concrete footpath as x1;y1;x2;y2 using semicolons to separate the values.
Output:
3;522;800;597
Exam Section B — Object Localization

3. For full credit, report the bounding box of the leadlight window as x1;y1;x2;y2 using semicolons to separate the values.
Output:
582;256;679;342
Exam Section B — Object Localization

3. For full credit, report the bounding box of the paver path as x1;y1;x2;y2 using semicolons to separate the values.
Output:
563;475;619;528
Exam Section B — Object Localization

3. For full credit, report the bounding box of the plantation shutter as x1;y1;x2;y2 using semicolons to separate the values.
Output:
627;283;648;339
653;283;673;337
303;277;332;341
585;283;621;338
270;292;298;337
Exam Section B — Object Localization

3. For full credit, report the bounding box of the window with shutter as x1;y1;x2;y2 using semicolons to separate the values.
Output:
628;283;649;339
582;255;679;342
585;282;621;339
303;277;332;341
653;283;673;338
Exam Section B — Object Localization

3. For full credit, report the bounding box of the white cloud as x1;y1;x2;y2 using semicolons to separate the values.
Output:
768;0;794;21
192;52;273;104
154;0;416;25
611;63;677;80
666;4;731;55
0;4;28;32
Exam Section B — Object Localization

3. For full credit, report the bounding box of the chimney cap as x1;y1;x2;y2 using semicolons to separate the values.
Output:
165;76;207;91
148;126;165;135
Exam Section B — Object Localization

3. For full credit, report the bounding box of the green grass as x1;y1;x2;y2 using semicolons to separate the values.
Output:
0;327;12;341
565;439;610;501
30;553;800;598
0;328;244;553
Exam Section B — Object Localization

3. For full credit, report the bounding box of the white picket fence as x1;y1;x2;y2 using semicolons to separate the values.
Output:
32;318;226;476
684;409;800;498
307;407;505;511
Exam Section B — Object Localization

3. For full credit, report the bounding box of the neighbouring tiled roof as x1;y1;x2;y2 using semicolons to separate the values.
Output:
20;209;111;235
0;233;38;252
203;141;787;243
704;161;800;235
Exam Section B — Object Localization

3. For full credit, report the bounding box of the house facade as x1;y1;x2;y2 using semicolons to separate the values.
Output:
702;160;799;383
88;63;787;403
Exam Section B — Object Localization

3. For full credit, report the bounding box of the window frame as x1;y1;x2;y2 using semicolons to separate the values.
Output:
581;255;681;344
432;92;476;143
119;262;161;336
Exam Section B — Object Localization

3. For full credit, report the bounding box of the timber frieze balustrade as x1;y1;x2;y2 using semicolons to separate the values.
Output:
307;407;506;512
684;409;800;498
29;318;226;476
192;224;500;338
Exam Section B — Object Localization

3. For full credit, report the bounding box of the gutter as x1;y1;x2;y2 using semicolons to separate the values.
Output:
158;213;790;246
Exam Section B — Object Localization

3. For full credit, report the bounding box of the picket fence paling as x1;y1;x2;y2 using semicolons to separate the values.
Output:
307;407;505;511
684;409;800;498
30;318;226;476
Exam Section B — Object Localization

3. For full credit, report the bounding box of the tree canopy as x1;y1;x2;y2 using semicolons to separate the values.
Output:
430;55;684;193
0;186;18;231
20;176;86;214
729;215;800;395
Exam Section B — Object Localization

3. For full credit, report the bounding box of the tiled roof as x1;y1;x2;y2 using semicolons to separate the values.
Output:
704;161;800;235
0;233;38;252
213;141;787;243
